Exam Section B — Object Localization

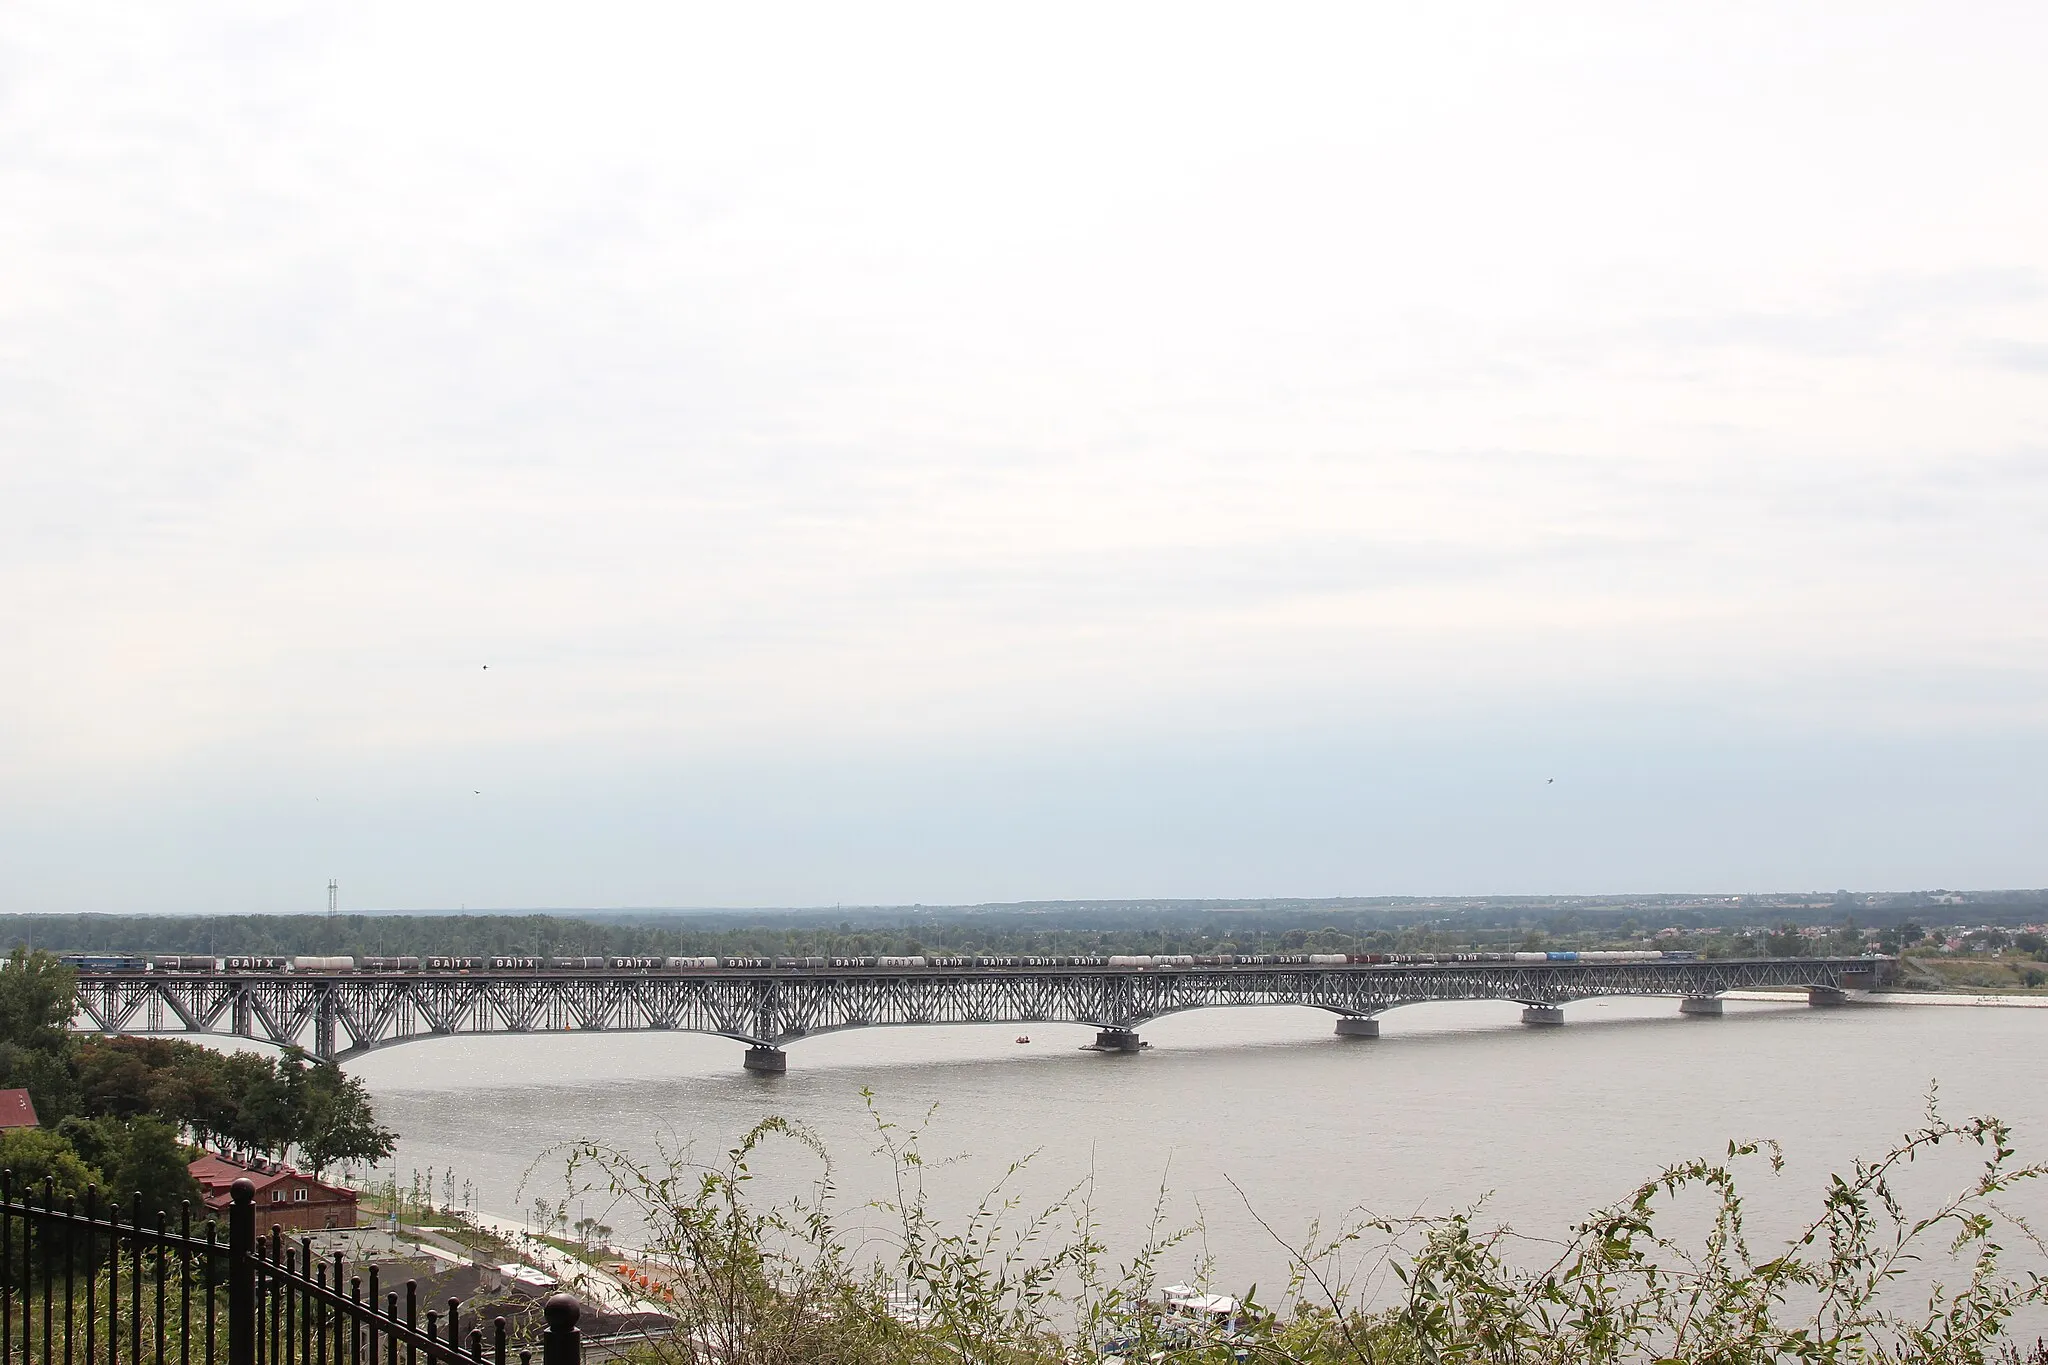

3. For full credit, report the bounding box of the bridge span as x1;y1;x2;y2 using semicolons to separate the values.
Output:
71;956;1890;1072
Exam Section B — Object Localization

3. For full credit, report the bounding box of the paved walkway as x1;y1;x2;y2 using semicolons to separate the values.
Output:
464;1211;657;1313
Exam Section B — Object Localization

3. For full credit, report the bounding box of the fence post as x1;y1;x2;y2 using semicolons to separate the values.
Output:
229;1178;256;1365
541;1294;581;1365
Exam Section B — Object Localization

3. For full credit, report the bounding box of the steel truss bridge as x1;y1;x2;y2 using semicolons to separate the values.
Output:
72;957;1888;1072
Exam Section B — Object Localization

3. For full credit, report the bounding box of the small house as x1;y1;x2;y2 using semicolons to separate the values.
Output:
188;1153;359;1234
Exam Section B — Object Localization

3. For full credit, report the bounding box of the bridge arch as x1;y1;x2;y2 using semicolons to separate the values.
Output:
67;957;1887;1071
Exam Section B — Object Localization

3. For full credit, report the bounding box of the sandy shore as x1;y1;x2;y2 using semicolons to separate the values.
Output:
1722;989;2048;1009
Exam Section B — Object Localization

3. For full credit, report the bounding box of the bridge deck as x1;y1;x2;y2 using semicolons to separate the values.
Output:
70;957;1889;1066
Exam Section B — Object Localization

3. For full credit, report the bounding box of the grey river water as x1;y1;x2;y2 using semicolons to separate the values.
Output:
347;996;2048;1307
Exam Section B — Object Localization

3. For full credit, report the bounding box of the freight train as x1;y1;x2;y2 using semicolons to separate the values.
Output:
58;950;1698;974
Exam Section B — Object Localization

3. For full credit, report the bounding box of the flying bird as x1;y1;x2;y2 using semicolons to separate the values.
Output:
1547;778;1554;784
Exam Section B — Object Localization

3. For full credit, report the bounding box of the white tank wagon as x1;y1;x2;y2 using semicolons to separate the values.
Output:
96;948;1712;977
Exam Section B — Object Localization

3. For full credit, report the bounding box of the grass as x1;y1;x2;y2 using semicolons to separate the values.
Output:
1896;951;2048;993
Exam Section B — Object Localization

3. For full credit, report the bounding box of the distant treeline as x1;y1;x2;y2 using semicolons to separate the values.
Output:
2;896;2042;960
4;910;1459;958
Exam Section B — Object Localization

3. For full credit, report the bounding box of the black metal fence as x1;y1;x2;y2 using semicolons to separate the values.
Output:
1;1175;582;1365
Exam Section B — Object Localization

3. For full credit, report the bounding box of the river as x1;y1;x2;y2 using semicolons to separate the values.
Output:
345;996;2048;1311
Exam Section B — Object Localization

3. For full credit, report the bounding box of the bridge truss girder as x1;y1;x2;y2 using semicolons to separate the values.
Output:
68;958;1887;1063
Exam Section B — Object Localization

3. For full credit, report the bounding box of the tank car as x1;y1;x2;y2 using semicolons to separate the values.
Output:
608;956;665;971
222;956;289;972
667;956;721;970
362;956;420;972
291;956;356;973
423;956;484;971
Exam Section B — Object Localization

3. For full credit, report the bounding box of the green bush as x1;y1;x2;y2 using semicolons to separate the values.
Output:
541;1093;2047;1365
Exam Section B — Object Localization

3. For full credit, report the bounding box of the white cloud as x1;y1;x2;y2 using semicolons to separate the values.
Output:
2;1;2045;903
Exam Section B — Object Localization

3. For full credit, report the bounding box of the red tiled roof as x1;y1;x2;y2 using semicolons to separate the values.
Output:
0;1090;38;1130
185;1154;357;1208
188;1152;295;1192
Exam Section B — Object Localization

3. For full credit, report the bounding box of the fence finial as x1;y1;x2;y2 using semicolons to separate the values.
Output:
542;1293;582;1365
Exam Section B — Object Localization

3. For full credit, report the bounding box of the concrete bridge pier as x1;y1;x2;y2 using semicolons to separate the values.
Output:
1334;1015;1381;1038
1807;985;1847;1008
1679;996;1724;1017
1521;1005;1565;1027
742;1045;788;1074
1091;1028;1144;1052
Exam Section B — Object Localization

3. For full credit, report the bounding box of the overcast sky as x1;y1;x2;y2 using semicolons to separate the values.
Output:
3;2;2045;912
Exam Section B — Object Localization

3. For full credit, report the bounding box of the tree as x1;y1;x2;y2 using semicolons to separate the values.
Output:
78;1043;155;1118
0;1126;102;1202
61;1113;203;1216
107;1117;203;1217
182;1049;252;1150
1765;923;1808;957
226;1055;296;1157
295;1061;396;1178
0;949;79;1047
0;950;81;1122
